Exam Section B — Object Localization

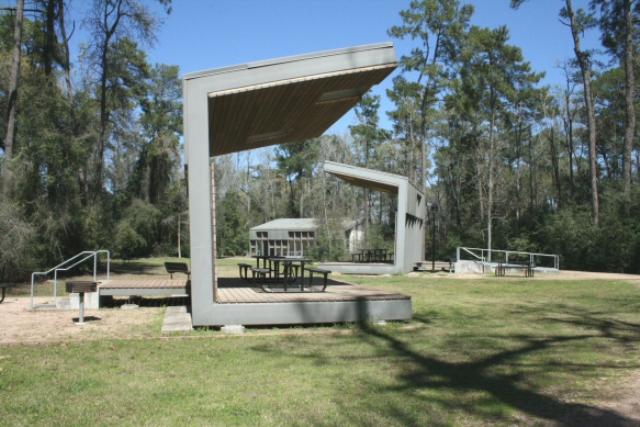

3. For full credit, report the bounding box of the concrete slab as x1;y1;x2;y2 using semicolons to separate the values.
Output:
161;306;192;333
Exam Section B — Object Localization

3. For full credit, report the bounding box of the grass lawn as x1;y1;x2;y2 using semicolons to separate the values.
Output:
1;262;639;426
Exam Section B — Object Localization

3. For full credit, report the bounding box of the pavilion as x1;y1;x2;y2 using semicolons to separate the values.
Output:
318;161;426;275
183;42;412;326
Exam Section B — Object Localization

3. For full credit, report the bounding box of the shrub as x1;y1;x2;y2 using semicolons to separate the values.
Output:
0;203;37;281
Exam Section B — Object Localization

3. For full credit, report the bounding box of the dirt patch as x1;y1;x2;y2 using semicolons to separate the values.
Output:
596;369;640;425
554;370;640;427
0;297;162;345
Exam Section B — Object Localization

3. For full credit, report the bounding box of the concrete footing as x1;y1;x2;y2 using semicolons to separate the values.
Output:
221;325;246;335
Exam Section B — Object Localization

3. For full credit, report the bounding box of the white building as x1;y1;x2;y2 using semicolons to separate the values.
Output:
249;218;317;257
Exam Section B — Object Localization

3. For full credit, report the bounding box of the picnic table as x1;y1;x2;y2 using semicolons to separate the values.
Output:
247;255;315;292
351;248;391;263
495;262;535;278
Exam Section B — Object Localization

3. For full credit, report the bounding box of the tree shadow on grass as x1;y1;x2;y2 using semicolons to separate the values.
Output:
251;299;640;426
353;298;640;426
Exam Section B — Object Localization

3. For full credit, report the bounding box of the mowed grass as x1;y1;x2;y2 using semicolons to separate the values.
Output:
1;266;640;426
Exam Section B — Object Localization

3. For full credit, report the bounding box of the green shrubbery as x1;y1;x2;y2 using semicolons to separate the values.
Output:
114;200;162;259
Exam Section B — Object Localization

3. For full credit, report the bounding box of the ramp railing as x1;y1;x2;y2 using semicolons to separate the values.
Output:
30;250;110;309
456;247;559;270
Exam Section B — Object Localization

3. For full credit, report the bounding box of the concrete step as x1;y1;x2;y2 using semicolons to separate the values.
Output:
161;305;192;333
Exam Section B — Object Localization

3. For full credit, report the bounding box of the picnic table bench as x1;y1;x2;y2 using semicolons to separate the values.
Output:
238;263;253;280
305;267;331;292
351;248;392;263
164;262;191;279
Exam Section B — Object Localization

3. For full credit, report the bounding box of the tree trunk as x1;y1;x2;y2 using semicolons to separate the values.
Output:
515;118;522;222
94;0;125;197
623;0;635;203
177;212;181;258
476;155;485;223
57;0;73;97
529;132;536;208
549;125;562;208
563;88;576;193
2;0;25;194
487;106;496;262
95;42;109;195
363;187;370;237
43;0;56;77
566;0;599;225
566;111;576;192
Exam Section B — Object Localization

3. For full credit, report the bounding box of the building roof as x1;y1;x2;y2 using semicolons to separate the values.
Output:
182;42;397;157
251;218;317;231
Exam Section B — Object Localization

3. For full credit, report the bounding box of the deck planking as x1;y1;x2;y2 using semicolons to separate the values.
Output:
215;278;409;304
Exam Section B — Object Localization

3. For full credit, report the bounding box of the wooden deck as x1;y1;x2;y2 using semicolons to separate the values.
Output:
98;276;409;306
215;278;409;304
95;275;412;324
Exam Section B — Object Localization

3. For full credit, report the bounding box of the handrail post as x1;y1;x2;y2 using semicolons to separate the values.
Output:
30;273;35;309
53;269;58;306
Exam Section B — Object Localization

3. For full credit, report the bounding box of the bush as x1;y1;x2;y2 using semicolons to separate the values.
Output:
113;199;162;259
0;203;37;281
114;220;147;260
309;230;345;261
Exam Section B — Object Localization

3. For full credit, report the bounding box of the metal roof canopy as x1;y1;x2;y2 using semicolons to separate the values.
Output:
183;42;397;157
323;161;412;194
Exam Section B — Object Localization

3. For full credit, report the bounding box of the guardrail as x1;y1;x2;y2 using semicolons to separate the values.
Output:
456;247;559;270
30;250;110;309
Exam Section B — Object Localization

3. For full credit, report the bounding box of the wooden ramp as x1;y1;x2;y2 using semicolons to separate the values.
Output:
100;277;188;297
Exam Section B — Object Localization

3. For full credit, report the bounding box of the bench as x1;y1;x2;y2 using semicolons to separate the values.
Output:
250;267;271;291
495;263;534;278
165;262;191;279
238;263;252;281
305;267;331;292
0;283;15;303
251;267;270;281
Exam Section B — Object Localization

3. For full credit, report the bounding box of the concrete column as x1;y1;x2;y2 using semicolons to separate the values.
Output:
185;81;215;325
210;159;218;300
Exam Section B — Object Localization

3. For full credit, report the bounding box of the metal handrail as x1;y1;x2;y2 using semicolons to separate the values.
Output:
456;247;560;270
30;249;111;309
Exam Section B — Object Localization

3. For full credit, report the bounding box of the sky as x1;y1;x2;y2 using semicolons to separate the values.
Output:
144;0;599;133
124;0;603;134
3;0;603;133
